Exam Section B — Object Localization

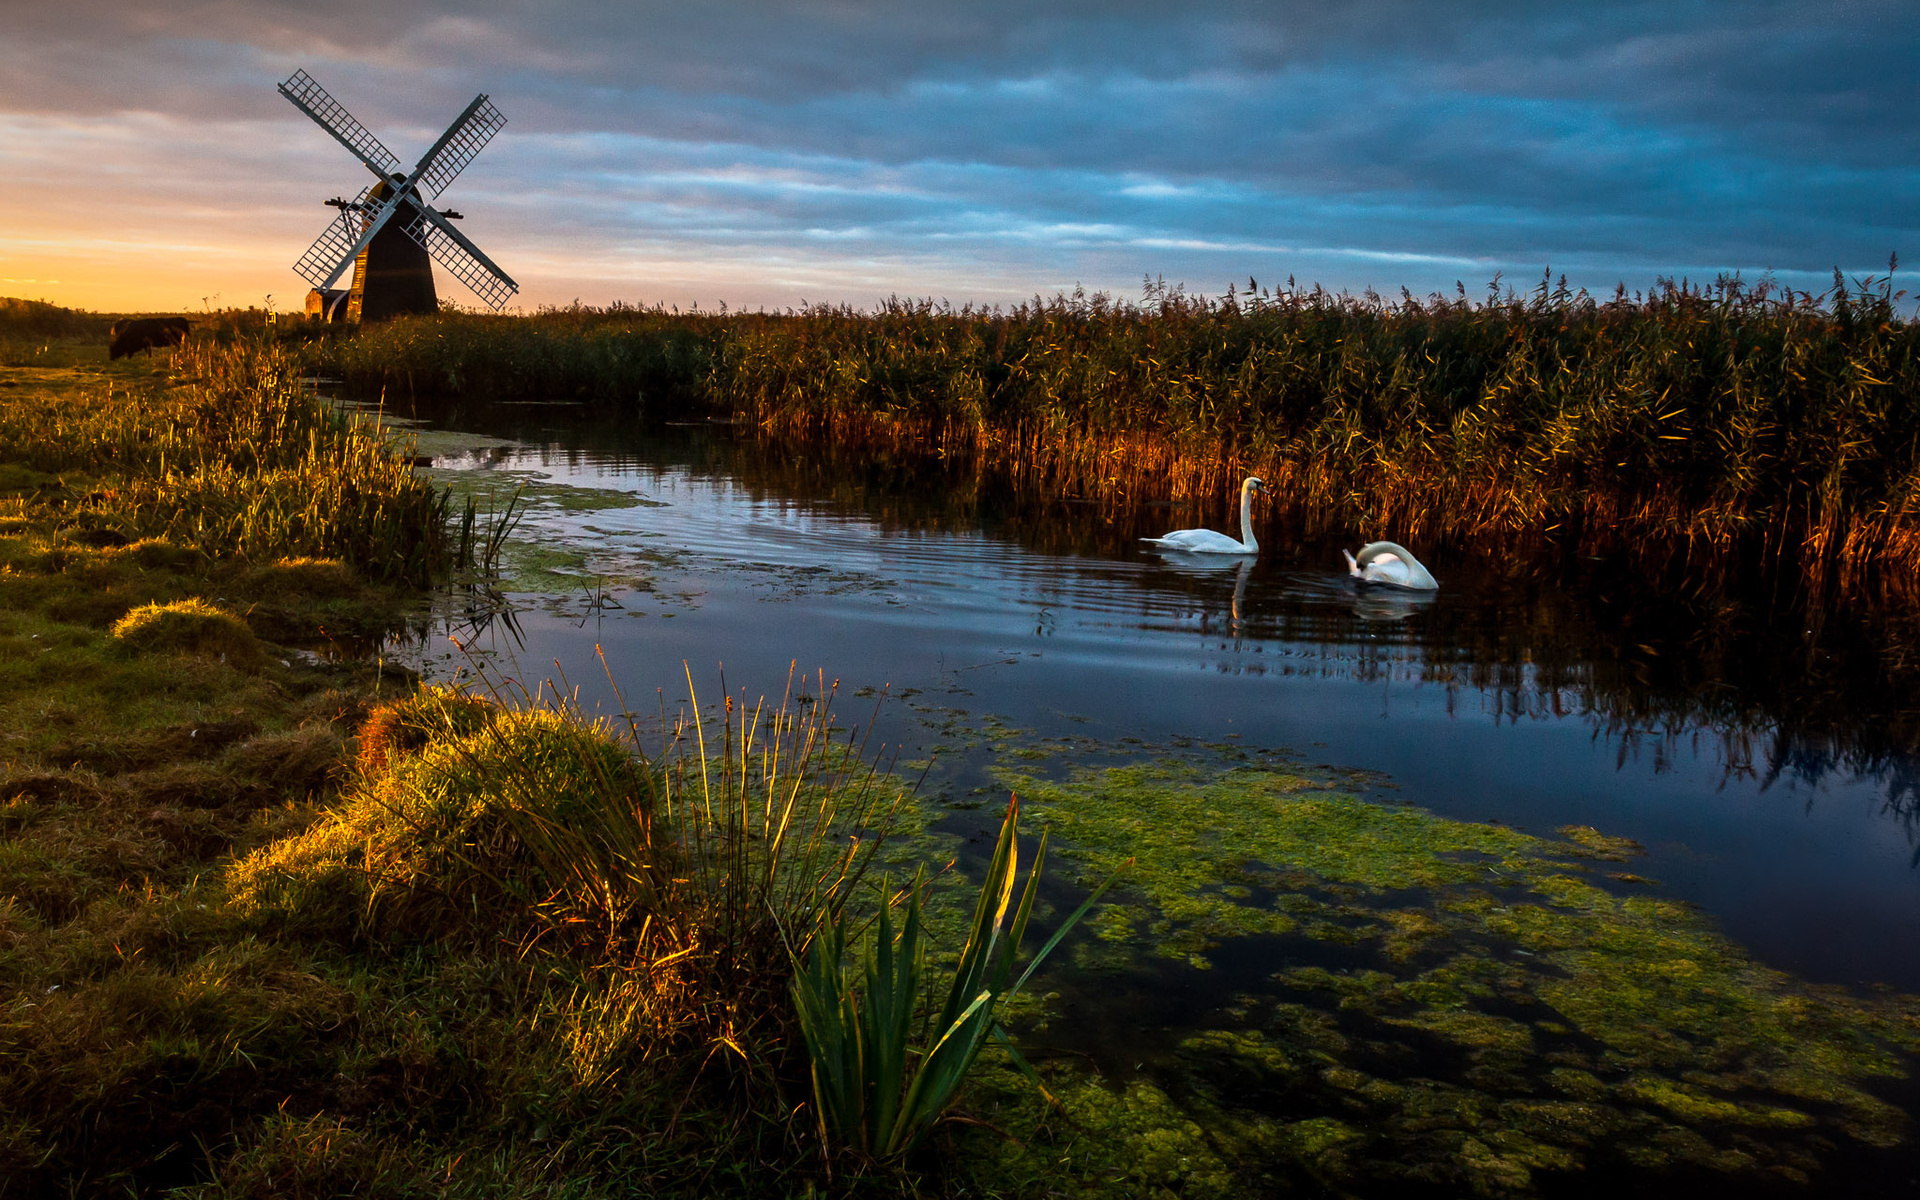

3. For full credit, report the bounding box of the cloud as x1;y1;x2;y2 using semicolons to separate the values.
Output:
0;2;1912;310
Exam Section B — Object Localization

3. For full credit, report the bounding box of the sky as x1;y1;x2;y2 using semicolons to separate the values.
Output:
1;0;1915;314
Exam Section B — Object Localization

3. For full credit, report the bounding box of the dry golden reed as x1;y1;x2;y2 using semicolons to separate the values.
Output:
321;269;1920;601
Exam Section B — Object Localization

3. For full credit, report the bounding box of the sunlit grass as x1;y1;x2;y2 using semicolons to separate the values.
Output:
0;338;449;584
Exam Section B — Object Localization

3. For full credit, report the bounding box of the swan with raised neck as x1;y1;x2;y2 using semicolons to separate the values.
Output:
1141;477;1265;554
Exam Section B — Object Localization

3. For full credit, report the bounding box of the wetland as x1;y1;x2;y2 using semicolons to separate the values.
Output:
381;387;1920;1197
6;290;1920;1198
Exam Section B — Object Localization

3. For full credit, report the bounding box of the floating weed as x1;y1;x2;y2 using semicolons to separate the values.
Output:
953;739;1920;1195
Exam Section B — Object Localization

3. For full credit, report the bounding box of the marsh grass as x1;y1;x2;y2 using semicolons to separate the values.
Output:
318;272;1920;602
0;339;450;584
0;343;460;1195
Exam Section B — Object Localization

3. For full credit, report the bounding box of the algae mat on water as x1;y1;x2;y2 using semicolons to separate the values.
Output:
960;752;1920;1196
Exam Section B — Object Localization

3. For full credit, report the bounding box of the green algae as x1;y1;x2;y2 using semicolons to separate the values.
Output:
488;539;607;593
962;744;1920;1195
996;757;1540;968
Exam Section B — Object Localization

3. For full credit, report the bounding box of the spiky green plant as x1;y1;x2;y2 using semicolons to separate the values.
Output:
791;795;1119;1161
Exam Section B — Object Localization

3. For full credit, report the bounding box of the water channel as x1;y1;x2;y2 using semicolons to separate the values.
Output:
373;394;1920;1196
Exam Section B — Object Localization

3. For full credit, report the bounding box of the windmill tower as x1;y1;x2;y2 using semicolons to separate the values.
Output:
279;70;518;321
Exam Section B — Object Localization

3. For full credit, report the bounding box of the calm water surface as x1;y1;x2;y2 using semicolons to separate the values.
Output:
382;400;1920;995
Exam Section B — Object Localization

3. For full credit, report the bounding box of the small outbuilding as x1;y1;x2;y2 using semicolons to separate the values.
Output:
305;288;350;322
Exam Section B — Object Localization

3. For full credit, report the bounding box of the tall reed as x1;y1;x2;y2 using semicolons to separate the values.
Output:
314;272;1920;601
715;274;1920;602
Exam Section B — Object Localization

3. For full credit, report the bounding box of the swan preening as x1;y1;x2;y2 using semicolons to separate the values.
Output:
1142;476;1265;554
1343;541;1438;590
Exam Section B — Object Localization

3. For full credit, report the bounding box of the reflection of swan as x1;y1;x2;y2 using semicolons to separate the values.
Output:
1143;477;1264;554
1352;586;1437;623
1231;558;1250;626
1343;540;1438;590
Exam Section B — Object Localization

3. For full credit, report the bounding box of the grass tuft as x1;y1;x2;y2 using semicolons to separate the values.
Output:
111;598;270;672
353;684;497;777
228;704;656;943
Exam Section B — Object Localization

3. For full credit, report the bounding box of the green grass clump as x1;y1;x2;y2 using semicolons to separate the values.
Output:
353;684;498;776
229;703;658;943
111;598;269;672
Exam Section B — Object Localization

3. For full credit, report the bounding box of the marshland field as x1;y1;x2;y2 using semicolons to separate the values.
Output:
4;278;1920;1199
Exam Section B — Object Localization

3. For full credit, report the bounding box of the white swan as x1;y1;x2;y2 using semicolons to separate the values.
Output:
1142;476;1265;554
1342;540;1438;590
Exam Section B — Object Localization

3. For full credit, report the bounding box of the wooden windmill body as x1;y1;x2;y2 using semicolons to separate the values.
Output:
345;179;438;321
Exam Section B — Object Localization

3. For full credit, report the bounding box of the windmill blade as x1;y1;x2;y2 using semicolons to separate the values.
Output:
400;206;519;310
291;189;371;290
278;70;403;180
413;93;508;199
292;215;361;291
292;186;412;291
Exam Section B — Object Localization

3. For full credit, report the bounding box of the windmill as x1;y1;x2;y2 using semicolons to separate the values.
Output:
278;69;518;321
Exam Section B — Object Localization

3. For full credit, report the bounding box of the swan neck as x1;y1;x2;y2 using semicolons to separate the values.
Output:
1238;481;1258;552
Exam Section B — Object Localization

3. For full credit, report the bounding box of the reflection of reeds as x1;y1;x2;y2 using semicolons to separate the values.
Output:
321;273;1920;601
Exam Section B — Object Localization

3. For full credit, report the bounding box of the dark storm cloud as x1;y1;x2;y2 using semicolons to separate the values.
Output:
2;1;1913;305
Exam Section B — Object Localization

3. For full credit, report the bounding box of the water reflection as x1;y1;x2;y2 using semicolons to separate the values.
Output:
385;395;1920;987
397;396;1920;794
1348;581;1438;624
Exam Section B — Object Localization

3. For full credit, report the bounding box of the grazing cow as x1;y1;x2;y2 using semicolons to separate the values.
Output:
108;317;192;360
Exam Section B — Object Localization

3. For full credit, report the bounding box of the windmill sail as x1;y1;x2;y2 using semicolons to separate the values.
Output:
280;68;516;313
277;70;402;178
415;94;508;198
401;207;519;310
291;185;375;290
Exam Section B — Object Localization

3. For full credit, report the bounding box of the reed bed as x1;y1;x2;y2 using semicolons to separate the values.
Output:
717;274;1920;602
0;338;449;583
316;272;1920;601
327;301;723;406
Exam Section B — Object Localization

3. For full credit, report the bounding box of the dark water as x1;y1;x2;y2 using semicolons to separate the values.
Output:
386;399;1920;995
